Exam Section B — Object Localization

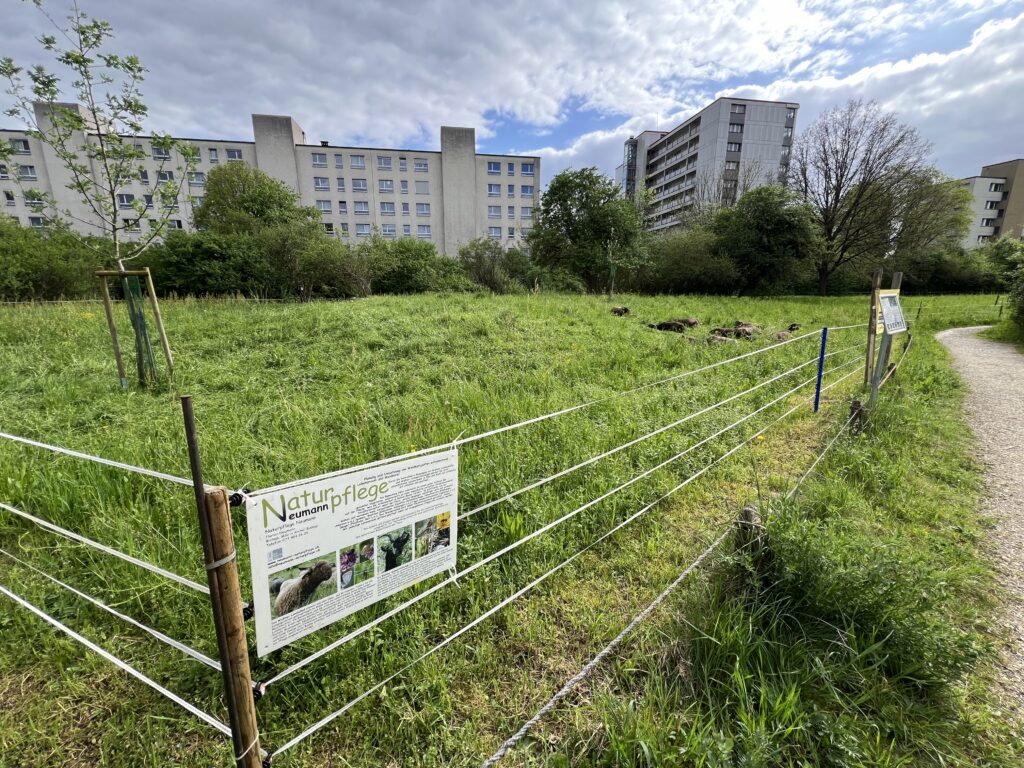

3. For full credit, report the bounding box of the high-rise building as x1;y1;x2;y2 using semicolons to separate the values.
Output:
617;97;798;231
959;159;1024;247
0;103;540;255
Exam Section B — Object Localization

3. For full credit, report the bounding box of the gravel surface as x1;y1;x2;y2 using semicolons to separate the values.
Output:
937;326;1024;720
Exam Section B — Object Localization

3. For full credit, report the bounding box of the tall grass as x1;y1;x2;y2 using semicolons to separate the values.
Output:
0;293;1007;766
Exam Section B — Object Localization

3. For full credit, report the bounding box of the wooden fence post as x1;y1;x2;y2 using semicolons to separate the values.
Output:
181;396;261;767
878;272;902;375
864;268;883;386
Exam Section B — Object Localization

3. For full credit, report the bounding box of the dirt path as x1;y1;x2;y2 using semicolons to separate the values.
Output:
937;326;1024;720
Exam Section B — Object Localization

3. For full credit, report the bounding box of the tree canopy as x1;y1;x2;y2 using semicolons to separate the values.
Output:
192;162;320;234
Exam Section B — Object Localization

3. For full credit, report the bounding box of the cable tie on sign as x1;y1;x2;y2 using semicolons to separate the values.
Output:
205;550;237;571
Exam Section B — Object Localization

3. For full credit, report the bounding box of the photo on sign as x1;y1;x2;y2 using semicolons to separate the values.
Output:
268;554;338;618
415;512;452;557
378;526;414;572
339;538;376;590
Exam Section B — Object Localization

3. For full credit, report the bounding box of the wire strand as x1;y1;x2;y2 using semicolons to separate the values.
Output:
0;582;231;737
0;547;218;670
0;501;209;595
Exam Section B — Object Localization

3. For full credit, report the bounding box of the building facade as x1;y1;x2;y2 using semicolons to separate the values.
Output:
959;159;1024;248
617;97;798;231
0;103;540;255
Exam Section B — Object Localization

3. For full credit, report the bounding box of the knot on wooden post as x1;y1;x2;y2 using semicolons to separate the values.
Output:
850;399;864;435
734;504;764;558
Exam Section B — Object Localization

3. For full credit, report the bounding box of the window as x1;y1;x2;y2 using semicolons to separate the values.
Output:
157;170;174;182
152;146;171;160
985;200;999;209
225;148;243;162
10;138;30;154
312;152;327;167
161;193;179;209
356;223;371;236
783;127;793;138
508;184;515;197
729;123;743;133
521;162;535;176
351;154;366;169
354;200;369;214
487;161;501;174
488;226;501;239
488;205;501;218
340;222;349;235
786;108;796;119
334;154;344;169
337;177;346;192
403;224;412;236
23;192;43;207
780;148;791;161
521;206;533;218
18;165;37;181
188;171;206;186
727;142;742;152
379;179;394;193
402;202;410;215
169;219;183;230
417;224;432;238
989;182;1004;192
324;222;335;234
977;235;990;243
521;185;534;197
380;201;395;215
487;183;501;196
316;199;331;213
400;180;408;194
981;218;995;227
4;190;14;206
416;202;431;216
191;196;204;207
508;227;515;238
144;194;154;209
117;193;135;209
377;155;392;170
507;205;515;219
209;148;219;163
352;178;368;192
28;216;46;228
399;157;407;171
314;176;330;191
382;224;396;237
0;165;7;179
414;158;429;172
338;201;347;214
730;104;746;114
415;180;429;194
725;161;739;170
139;169;149;183
508;162;515;175
123;218;141;232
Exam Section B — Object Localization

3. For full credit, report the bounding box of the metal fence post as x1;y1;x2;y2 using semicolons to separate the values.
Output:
181;396;261;767
814;326;828;413
865;269;883;386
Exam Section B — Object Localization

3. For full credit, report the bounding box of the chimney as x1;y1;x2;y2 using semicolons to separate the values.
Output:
320;140;329;147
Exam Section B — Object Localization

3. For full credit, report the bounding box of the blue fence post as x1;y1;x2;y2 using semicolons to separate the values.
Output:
813;326;828;413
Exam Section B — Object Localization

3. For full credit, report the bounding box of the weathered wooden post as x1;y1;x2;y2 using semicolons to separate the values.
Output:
864;268;883;386
181;396;261;767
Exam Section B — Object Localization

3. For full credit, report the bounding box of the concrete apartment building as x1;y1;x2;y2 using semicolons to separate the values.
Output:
617;97;798;231
959;159;1024;248
0;103;540;255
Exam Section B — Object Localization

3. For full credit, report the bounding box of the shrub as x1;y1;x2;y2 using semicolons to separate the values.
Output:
647;226;739;294
0;215;109;300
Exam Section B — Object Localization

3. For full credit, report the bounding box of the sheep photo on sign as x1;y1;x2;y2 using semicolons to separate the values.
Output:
269;555;338;618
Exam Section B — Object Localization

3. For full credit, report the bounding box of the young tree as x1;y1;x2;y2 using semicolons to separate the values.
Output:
529;167;648;292
0;1;197;267
193;162;320;234
789;99;966;294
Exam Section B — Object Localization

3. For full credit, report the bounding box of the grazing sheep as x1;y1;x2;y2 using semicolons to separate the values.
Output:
649;317;700;333
774;331;792;341
380;530;412;571
274;561;335;616
788;323;801;332
611;306;630;316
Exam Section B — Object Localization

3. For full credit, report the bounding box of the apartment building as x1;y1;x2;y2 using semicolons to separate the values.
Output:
0;103;540;255
617;97;798;231
959;159;1024;248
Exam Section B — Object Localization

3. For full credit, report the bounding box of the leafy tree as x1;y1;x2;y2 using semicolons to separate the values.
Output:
529;167;648;292
790;99;967;294
0;1;196;266
977;237;1024;289
192;162;319;234
0;213;107;299
458;237;524;294
712;186;819;294
647;225;739;294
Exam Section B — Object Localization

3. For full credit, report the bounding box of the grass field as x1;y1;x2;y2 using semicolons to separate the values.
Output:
0;292;1010;766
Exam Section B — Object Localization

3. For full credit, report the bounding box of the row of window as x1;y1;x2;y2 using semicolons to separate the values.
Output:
487;226;530;239
314;177;434;194
487;205;533;218
486;160;535;176
487;183;536;197
315;200;435;216
322;222;434;238
311;153;430;172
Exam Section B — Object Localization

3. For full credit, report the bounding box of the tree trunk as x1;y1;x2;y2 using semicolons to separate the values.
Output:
818;265;829;296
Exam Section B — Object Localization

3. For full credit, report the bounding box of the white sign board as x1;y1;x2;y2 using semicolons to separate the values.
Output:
246;450;458;656
877;289;907;335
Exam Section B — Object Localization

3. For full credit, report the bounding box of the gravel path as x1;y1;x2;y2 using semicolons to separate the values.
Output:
937;326;1024;720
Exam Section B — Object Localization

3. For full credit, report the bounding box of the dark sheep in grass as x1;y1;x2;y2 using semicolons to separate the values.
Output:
611;306;630;316
380;530;412;571
274;561;335;616
649;317;700;332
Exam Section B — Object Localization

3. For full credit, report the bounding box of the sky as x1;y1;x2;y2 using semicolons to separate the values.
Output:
3;0;1023;186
